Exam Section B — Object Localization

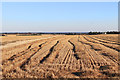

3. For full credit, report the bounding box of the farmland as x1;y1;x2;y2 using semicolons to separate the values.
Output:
0;34;119;78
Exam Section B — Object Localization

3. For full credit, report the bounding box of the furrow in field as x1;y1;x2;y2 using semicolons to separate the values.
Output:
91;36;119;45
20;41;47;71
61;49;70;64
2;39;47;65
42;37;77;72
2;36;54;61
39;41;59;64
19;36;78;78
84;36;117;62
68;38;82;61
82;35;118;62
56;46;69;64
74;36;118;77
2;41;47;74
78;36;110;68
2;36;65;78
70;37;94;69
49;37;72;64
78;35;118;73
41;36;72;64
67;36;93;70
93;36;118;43
68;40;76;53
2;43;31;61
52;45;66;64
58;47;70;64
86;36;119;52
68;40;81;61
50;37;73;65
26;36;67;68
64;52;71;64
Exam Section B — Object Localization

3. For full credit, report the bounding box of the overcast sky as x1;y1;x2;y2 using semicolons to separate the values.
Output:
2;2;118;32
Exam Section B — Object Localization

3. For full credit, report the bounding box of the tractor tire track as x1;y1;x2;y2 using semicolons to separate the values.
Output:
68;40;81;60
20;42;47;71
93;36;119;44
89;36;119;45
2;45;33;65
79;36;118;66
82;36;118;62
39;41;59;64
86;36;120;52
2;41;47;74
78;36;111;69
68;40;76;53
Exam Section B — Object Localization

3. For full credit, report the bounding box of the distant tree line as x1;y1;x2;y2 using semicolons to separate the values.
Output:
1;32;86;35
1;31;119;36
105;31;120;34
88;31;120;35
88;32;104;35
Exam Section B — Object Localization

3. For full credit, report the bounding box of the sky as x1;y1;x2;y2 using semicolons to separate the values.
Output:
2;2;118;32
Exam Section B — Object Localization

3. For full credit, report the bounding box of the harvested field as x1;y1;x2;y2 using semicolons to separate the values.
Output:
1;34;119;78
